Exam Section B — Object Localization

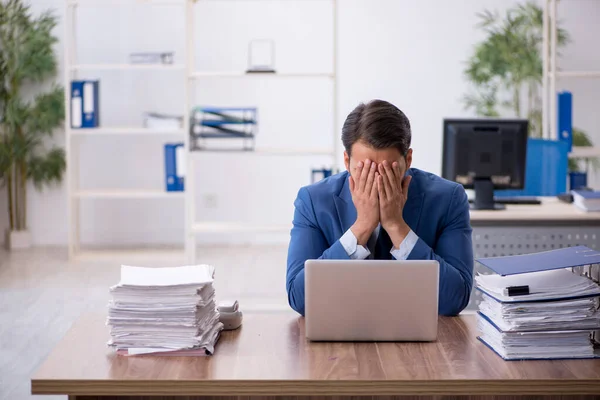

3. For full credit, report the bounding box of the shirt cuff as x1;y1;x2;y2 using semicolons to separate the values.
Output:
390;229;419;260
339;229;371;260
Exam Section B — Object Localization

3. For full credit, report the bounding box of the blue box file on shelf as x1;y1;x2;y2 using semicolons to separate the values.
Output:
557;91;573;152
71;80;99;128
164;143;184;191
495;138;568;197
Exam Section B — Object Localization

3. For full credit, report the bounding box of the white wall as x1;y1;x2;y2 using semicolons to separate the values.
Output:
2;0;599;247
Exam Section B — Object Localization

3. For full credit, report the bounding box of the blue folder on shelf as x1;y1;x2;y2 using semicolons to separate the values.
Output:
494;138;568;197
477;245;600;276
164;143;184;192
558;91;573;152
71;80;99;128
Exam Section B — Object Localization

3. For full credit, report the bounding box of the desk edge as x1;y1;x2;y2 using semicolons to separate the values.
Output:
30;379;600;396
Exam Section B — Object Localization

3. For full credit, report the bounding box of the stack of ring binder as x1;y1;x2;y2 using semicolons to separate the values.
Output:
475;246;600;360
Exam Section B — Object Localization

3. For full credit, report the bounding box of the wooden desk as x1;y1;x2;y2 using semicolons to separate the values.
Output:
31;311;600;400
466;198;600;312
469;198;600;226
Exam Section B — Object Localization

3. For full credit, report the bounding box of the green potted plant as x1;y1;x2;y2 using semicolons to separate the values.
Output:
463;1;597;166
0;0;65;249
464;2;562;133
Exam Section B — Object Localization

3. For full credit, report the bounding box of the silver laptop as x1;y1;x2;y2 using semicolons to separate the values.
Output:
305;259;439;341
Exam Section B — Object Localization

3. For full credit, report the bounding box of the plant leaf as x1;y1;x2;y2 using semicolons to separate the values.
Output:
463;0;575;142
27;147;66;190
25;85;64;135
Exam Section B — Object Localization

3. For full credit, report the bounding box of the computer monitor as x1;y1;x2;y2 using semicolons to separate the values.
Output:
442;119;528;210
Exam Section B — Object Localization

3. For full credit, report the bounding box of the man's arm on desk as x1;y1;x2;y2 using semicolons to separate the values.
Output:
286;183;474;317
286;187;350;316
405;185;474;316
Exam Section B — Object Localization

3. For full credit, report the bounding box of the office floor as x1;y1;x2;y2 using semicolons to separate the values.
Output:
0;245;289;400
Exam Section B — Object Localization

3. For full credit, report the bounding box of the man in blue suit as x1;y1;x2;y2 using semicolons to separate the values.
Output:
286;100;473;316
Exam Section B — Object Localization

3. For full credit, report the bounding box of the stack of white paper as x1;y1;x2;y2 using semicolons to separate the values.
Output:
107;265;223;356
475;269;600;360
478;317;596;360
479;295;600;332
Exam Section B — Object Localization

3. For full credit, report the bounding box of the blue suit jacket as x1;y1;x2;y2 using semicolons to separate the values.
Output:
286;168;474;316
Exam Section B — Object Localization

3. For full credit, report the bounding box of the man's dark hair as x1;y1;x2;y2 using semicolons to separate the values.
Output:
341;99;411;157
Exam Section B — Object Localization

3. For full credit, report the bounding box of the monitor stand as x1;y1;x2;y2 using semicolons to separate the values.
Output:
471;179;505;210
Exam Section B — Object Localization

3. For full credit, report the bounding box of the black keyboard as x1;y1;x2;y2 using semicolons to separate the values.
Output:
468;197;541;205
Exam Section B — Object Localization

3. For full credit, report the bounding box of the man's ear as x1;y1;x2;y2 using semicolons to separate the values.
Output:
344;151;350;173
405;149;413;171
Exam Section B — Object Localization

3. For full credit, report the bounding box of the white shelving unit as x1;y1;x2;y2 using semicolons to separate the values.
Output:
542;0;600;159
66;0;183;4
192;222;291;234
70;128;186;136
73;189;186;199
189;147;335;156
185;0;338;262
64;0;189;259
70;64;186;71
190;71;334;79
65;0;338;261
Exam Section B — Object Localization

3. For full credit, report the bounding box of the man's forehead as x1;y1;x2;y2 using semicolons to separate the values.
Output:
351;150;405;166
351;141;403;161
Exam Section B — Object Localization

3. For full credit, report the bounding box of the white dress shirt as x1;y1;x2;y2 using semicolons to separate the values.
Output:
339;224;419;260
